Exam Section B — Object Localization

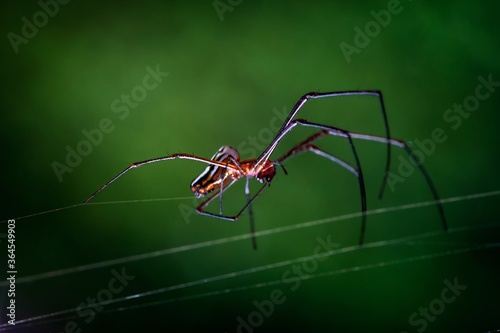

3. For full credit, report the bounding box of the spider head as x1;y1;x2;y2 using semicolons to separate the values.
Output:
256;161;277;184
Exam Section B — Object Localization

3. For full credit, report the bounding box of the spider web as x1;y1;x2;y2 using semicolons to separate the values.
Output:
0;190;499;331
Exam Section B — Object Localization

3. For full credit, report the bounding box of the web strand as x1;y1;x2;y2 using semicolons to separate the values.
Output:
2;227;498;330
0;189;498;330
1;189;499;287
0;197;194;223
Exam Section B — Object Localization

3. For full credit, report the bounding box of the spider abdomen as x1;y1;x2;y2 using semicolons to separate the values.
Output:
190;146;241;198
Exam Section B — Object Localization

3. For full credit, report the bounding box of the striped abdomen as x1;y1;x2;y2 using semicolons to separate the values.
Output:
190;146;240;198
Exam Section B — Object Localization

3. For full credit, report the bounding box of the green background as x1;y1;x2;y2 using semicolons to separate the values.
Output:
1;1;499;332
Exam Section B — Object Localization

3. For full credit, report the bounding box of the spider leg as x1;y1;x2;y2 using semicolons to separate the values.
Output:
216;156;257;249
279;143;357;176
196;178;238;220
196;180;268;222
277;130;358;176
256;90;391;200
276;129;367;245
218;158;231;215
290;118;447;233
194;177;263;249
83;153;240;204
245;177;257;250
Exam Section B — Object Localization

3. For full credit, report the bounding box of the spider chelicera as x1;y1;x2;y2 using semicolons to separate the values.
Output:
84;91;447;249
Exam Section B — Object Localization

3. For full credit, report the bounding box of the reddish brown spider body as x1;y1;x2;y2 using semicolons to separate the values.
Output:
84;91;447;249
190;146;277;199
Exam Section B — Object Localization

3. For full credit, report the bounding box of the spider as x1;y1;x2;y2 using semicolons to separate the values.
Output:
83;91;447;249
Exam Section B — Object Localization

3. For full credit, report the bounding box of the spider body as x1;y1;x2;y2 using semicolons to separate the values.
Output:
191;146;278;199
84;91;447;249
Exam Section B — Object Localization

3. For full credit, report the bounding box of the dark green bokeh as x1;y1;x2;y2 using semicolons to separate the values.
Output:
1;1;499;332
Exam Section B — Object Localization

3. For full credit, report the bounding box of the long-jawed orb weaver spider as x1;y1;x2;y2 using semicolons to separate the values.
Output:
84;91;448;249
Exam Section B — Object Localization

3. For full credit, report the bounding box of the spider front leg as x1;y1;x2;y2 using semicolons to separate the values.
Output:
256;90;392;199
83;153;241;204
